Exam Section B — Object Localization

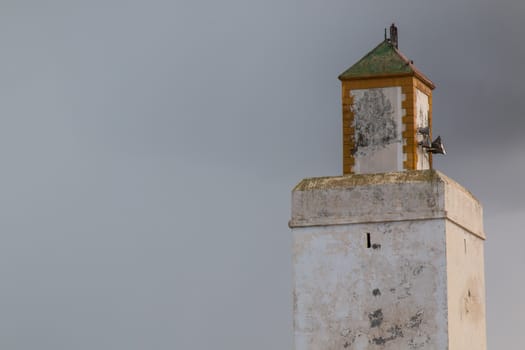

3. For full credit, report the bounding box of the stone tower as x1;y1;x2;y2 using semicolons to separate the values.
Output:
290;25;486;350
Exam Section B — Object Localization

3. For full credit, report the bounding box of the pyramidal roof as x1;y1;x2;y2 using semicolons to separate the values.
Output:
338;39;435;89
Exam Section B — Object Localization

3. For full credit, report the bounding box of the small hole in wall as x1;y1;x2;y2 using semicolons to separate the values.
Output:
366;233;371;248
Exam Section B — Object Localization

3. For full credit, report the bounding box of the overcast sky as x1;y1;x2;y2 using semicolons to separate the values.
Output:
1;0;524;349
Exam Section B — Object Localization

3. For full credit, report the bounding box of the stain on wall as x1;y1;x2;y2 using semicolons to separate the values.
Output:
352;89;397;153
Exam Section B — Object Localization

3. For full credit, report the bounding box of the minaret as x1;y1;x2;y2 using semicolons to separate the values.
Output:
290;25;486;350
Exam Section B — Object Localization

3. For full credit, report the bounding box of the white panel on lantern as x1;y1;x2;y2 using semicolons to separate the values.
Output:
351;87;403;174
416;89;430;170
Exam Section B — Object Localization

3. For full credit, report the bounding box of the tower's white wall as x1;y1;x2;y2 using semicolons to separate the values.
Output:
290;170;486;350
293;220;448;349
446;221;487;350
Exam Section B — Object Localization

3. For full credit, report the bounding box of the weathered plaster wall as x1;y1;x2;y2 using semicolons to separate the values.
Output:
446;220;487;350
350;87;403;174
290;170;486;350
293;220;448;349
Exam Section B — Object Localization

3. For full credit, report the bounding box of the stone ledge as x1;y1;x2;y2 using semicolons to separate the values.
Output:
290;170;484;239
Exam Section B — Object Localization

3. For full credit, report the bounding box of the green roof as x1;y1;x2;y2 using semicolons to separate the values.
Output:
338;40;434;87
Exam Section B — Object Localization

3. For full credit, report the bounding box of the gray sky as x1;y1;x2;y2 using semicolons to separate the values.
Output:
1;0;524;349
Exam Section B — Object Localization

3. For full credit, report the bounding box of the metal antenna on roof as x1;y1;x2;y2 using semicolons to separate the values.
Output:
390;23;398;48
